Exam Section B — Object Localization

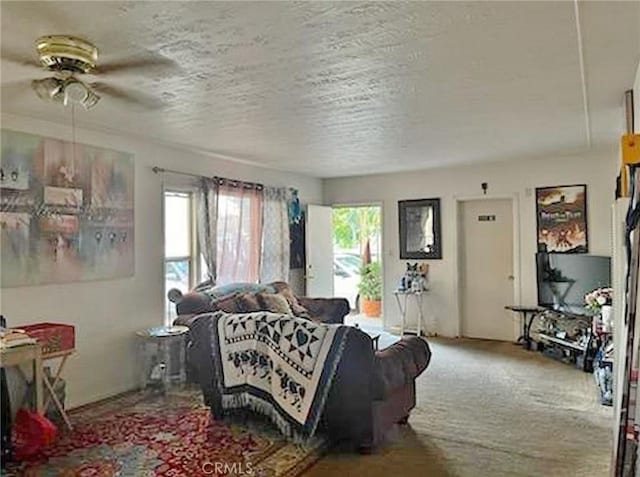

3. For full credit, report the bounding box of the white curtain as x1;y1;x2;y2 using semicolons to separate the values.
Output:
216;183;264;285
260;186;290;283
196;177;219;286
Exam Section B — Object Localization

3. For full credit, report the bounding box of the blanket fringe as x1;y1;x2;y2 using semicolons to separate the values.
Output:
222;393;305;442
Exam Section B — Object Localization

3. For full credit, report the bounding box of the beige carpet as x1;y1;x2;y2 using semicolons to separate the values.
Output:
305;337;612;477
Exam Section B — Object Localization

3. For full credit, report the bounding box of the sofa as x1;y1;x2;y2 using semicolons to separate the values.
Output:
185;310;431;451
171;281;350;326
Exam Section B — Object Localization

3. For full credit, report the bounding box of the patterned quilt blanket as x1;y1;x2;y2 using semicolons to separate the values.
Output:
208;311;350;440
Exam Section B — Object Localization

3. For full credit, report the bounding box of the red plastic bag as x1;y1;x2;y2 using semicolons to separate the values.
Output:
12;409;57;459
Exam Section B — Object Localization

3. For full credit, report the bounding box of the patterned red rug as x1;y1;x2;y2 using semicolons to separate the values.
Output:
6;389;326;476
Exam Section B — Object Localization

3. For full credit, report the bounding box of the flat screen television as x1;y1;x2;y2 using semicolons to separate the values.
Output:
536;253;611;315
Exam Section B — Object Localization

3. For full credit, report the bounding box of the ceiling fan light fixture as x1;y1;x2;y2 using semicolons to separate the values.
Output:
81;89;100;109
31;77;62;100
53;77;100;109
62;78;88;106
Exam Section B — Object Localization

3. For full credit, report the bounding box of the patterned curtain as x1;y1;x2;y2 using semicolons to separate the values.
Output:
260;187;290;283
216;183;264;285
196;177;219;286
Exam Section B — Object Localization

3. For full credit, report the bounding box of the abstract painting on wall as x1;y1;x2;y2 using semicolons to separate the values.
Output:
536;184;588;254
0;129;134;287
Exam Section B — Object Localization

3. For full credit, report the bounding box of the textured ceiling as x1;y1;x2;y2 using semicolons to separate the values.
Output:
1;1;639;178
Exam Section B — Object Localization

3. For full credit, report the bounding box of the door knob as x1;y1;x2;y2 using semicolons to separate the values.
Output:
508;275;515;281
305;264;314;279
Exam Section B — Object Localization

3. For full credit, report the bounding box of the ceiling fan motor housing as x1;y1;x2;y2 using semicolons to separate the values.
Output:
35;35;98;74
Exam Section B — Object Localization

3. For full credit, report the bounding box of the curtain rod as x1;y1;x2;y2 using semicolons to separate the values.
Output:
152;166;263;189
152;166;203;179
152;166;298;193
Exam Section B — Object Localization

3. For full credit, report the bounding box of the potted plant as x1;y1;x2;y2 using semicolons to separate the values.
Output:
358;262;382;317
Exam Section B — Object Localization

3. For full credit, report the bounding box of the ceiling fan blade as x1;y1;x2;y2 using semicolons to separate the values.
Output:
1;80;32;89
91;82;167;111
1;48;40;69
0;80;35;101
95;53;180;77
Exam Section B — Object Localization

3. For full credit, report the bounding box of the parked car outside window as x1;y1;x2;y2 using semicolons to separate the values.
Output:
333;253;361;309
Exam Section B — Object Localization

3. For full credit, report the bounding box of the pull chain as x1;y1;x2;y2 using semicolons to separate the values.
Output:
71;104;77;164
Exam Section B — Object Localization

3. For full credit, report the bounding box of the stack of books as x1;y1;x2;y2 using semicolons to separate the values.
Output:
0;328;36;350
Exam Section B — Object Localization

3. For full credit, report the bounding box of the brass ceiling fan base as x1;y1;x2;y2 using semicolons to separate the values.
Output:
35;35;98;74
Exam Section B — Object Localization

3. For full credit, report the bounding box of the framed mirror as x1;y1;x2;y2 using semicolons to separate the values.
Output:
398;198;442;259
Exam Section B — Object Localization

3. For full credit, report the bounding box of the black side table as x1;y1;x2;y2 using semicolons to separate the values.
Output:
505;306;545;350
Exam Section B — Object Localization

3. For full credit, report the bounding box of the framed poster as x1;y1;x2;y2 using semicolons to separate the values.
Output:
536;184;588;253
398;198;442;259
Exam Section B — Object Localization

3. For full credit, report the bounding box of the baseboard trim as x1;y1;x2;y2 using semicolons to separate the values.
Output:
68;386;139;412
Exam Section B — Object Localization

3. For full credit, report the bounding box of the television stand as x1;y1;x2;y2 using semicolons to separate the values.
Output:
505;306;545;350
537;332;594;372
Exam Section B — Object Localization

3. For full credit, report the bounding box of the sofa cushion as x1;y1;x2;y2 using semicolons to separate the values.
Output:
271;283;311;318
176;281;349;325
298;297;350;324
257;293;294;315
205;283;275;301
175;293;213;316
237;293;262;312
372;337;431;400
216;296;244;314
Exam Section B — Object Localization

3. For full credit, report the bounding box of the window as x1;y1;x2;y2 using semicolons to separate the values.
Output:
215;184;263;285
163;182;265;320
164;191;196;322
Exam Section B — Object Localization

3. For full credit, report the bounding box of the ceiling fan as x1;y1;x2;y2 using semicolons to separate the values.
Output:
3;35;178;110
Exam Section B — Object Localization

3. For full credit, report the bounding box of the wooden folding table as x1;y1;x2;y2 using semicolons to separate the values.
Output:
41;348;75;430
0;344;43;414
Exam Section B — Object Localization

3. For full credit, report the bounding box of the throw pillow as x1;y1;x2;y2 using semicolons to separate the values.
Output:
216;295;243;314
273;287;311;318
257;293;294;315
238;293;262;313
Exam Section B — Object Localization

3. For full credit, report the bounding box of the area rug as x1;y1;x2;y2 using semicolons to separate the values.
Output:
5;389;326;476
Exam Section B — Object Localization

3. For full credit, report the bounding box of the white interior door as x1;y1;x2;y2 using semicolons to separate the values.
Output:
305;205;334;297
460;199;515;341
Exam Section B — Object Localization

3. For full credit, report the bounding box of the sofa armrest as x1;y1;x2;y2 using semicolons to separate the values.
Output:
322;328;376;448
173;313;197;327
186;313;223;417
372;337;431;399
297;297;350;324
175;292;215;316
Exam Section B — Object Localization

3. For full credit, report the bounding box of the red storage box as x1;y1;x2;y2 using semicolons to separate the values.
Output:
17;323;75;356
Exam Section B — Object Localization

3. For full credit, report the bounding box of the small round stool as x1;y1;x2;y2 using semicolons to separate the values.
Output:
136;325;189;391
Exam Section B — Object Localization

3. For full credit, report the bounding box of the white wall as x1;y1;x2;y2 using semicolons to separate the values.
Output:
0;112;322;408
323;151;618;337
